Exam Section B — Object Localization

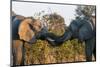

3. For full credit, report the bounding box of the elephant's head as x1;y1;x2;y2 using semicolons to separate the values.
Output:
18;17;42;42
31;18;42;32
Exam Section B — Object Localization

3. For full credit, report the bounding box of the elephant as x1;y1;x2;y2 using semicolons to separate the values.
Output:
12;15;42;66
12;15;25;66
36;16;96;62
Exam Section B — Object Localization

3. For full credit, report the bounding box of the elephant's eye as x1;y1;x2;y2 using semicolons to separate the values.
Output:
39;25;41;28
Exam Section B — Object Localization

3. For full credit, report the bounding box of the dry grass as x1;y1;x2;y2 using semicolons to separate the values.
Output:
24;39;85;65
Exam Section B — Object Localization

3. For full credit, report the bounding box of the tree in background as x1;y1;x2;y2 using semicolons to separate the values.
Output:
75;5;96;18
33;10;66;36
42;13;65;36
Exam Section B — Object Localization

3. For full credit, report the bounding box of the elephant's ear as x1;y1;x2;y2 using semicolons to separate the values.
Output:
78;22;93;41
18;18;35;42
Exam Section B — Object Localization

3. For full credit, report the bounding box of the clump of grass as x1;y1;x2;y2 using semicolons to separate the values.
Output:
24;38;85;64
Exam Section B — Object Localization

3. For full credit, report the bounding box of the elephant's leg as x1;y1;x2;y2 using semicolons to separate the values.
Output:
93;43;96;61
85;38;95;61
13;40;23;65
12;41;17;66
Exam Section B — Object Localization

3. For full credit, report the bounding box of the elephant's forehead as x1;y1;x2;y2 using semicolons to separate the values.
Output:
23;18;33;23
34;20;41;25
